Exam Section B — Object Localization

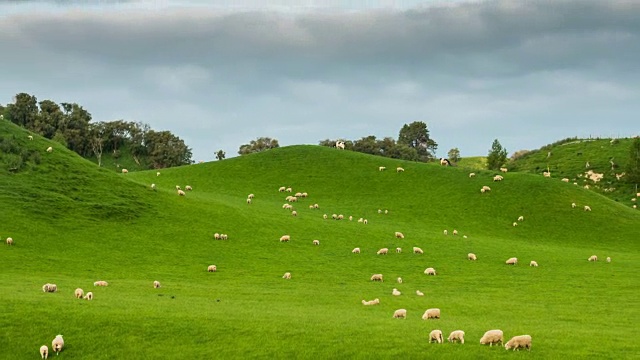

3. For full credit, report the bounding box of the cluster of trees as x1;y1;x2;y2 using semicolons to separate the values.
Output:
238;137;280;155
0;93;193;169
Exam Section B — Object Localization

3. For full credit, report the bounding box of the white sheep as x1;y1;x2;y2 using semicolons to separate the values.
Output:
481;185;491;193
584;205;592;211
46;146;53;153
291;210;297;216
323;214;328;220
393;309;407;319
424;267;436;275
214;233;221;240
84;292;93;300
336;140;345;149
396;247;402;253
530;261;538;267
286;187;292;193
51;335;64;355
363;219;368;224
377;248;388;255
562;178;570;182
121;168;128;174
505;257;518;265
178;190;186;196
413;247;424;254
28;135;34;140
156;171;161;176
246;198;252;204
312;240;320;245
448;330;465;344
468;253;477;261
349;215;353;221
185;185;193;191
278;186;286;192
572;202;577;208
429;330;443;343
500;167;508;173
518;216;524;221
6;237;13;245
397;277;403;284
469;172;476;178
337;214;344;220
39;345;48;359
362;298;380;306
295;192;303;197
422;308;440;320
151;183;156;190
357;218;363;223
395;231;405;239
606;257;611;263
352;247;360;254
504;335;532;351
220;234;228;240
396;167;405;173
74;288;84;299
493;175;503;181
153;281;161;288
416;290;424;296
480;329;504;346
208;265;217;272
379;166;386;171
313;204;319;209
370;274;383;282
283;272;291;279
301;192;308;198
176;185;181;190
543;171;551;178
453;230;458;235
94;280;109;286
42;283;57;293
588;255;598;262
443;230;448;235
280;235;291;242
513;222;518;227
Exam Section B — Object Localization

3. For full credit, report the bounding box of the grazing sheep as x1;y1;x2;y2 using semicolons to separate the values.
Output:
424;267;436;275
422;308;440;320
588;255;598;262
370;274;383;282
282;272;291;280
379;166;386;171
121;168;128;174
396;247;402;253
185;185;193;191
337;214;344;220
295;192;303;197
384;209;388;214
443;230;448;235
157;171;161;176
397;277;403;284
469;172;476;178
393;309;407;319
448;330;465;344
395;231;404;239
40;345;48;359
377;248;388;255
323;214;328;220
220;234;228;240
51;335;64;355
513;222;518;227
153;281;161;288
463;235;468;239
313;204;319;209
416;290;424;296
178;190;186;196
481;185;491;193
94;280;109;286
289;196;298;202
572;202;577;208
530;261;539;267
362;298;380;306
357;218;363;223
584;205;592;211
493;175;503;181
84;292;93;300
336;141;345;150
6;237;13;245
176;185;181;190
349;215;353;221
543;171;551;178
505;257;518;265
291;210;297;216
279;186;286;192
429;330;444;344
246;198;252;204
562;178;570;182
309;205;314;209
42;283;57;293
208;265;217;272
151;183;156;190
280;235;291;242
413;247;424;254
500;167;508;173
453;230;458;235
74;288;84;299
504;335;532;351
606;257;611;263
301;192;308;198
396;167;405;173
312;240;320;245
480;329;504;346
363;219;368;224
468;253;477;261
332;214;338;220
46;146;53;153
392;288;401;296
352;247;360;254
518;216;524;221
28;135;34;140
214;233;221;240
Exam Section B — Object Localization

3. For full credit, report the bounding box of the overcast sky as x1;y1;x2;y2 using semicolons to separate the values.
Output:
1;0;639;161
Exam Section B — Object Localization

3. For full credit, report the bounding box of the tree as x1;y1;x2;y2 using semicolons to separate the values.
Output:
6;93;39;129
447;148;461;163
625;137;640;188
88;122;108;167
486;139;507;170
397;121;438;162
145;130;193;168
238;137;279;155
215;150;226;161
352;135;380;155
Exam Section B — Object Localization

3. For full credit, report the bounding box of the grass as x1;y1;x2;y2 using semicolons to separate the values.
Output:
0;119;639;359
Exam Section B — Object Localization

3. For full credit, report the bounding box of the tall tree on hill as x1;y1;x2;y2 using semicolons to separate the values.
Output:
88;122;108;167
487;139;507;170
448;148;461;163
397;121;437;162
626;137;640;189
238;137;279;155
6;93;39;129
58;102;92;156
145;130;193;168
215;150;226;160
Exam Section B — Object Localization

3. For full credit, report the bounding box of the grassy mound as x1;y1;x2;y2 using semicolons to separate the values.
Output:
1;120;638;359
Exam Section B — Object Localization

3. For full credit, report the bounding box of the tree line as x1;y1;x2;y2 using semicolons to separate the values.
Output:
0;93;193;169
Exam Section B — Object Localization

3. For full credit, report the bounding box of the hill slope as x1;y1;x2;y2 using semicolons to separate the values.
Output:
1;120;638;359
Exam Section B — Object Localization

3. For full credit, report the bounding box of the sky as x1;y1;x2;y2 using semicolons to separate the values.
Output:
1;0;639;162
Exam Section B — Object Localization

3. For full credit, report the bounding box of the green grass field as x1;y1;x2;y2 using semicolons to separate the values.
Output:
1;120;639;359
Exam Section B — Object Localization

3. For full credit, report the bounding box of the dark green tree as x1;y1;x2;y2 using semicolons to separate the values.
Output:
352;135;380;155
6;93;39;129
215;150;226;161
625;137;640;187
397;121;437;162
35;100;63;139
145;130;193;168
487;139;508;170
238;137;280;155
447;148;461;163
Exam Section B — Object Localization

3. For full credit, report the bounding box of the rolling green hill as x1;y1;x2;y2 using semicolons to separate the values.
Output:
1;119;638;359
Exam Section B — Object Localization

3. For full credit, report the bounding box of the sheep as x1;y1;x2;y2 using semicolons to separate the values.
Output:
448;330;465;344
504;335;532;351
40;344;48;359
481;186;491;193
370;274;383;282
463;235;468;239
376;248;388;255
424;267;436;275
468;253;477;261
178;190;186;196
469;172;476;178
429;330;444;343
156;171;161;176
453;230;458;235
153;281;161;288
352;247;361;254
395;231;404;239
279;235;291;242
543;171;551;178
214;233;221;240
357;218;363;223
309;205;314;209
291;210;298;216
572;202;577;208
332;214;338;220
584;205;592;211
513;222;518;227
295;192;303;197
480;329;504;346
323;214;328;220
396;247;402;253
151;183;156;190
46;146;53;153
396;167;405;173
279;186;286;192
530;261;538;267
74;288;84;299
562;178;570;182
94;280;109;286
51;335;64;355
440;158;451;166
6;237;13;245
301;192;308;198
416;290;424;296
337;214;344;220
422;308;440;320
84;292;93;300
220;234;228;240
379;166;386;171
397;277;403;284
208;265;217;272
289;196;298;203
500;167;508;173
176;185;181;190
121;168;128;174
606;257;611;263
185;185;193;191
392;309;407;319
349;215;353;221
313;203;319;209
443;230;448;235
28;135;34;140
362;298;380;306
518;216;524;221
246;198;252;204
312;240;320;245
505;257;518;265
413;247;424;254
42;283;57;293
493;175;503;181
384;209;388;214
588;255;598;262
363;219;368;224
282;272;291;279
392;288;402;296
